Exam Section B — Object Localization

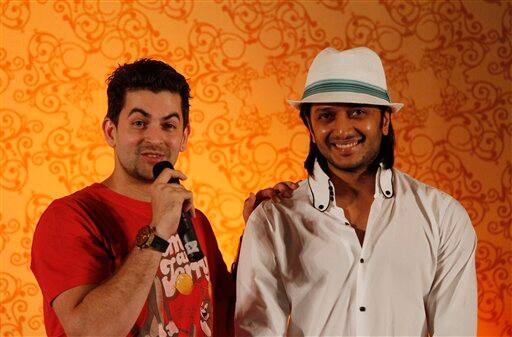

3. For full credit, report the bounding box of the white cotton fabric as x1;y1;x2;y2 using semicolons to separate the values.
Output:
235;161;477;337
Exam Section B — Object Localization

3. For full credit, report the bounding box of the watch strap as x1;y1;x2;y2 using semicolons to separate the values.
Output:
150;234;170;253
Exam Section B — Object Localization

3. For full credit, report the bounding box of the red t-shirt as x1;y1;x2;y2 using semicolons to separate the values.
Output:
31;183;234;337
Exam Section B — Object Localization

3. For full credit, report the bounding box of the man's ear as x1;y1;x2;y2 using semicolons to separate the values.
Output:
179;124;190;152
102;118;117;148
381;110;391;136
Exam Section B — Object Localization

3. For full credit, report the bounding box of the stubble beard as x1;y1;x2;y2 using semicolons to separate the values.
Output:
119;158;154;183
323;137;382;174
125;144;172;182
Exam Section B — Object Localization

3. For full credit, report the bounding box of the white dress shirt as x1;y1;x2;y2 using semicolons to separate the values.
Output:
235;161;477;336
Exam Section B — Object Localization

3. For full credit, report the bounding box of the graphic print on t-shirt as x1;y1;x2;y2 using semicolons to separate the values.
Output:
137;233;212;337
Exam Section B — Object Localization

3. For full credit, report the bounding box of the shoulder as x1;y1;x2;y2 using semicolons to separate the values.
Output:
261;179;308;209
247;179;310;231
393;169;474;239
394;169;466;214
46;183;104;212
35;184;104;236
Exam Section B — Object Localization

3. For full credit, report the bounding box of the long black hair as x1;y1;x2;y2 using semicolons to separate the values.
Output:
299;103;395;176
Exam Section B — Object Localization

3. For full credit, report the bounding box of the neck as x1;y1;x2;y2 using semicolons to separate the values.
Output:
102;168;152;202
328;164;378;204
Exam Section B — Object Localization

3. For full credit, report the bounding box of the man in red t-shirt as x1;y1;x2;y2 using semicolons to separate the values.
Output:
32;59;268;337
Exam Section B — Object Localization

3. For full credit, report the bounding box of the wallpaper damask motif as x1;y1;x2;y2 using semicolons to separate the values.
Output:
0;1;510;336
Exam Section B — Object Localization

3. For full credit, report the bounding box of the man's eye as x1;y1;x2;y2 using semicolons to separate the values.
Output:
162;123;177;130
349;109;366;117
132;120;146;128
318;112;334;121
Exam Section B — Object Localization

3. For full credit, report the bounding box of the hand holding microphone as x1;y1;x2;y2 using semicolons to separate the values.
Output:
151;161;204;262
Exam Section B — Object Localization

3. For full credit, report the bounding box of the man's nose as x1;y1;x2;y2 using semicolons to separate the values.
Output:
143;124;165;143
333;114;356;137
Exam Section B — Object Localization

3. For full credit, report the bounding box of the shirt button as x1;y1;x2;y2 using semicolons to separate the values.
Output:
319;204;324;210
360;258;364;263
345;221;350;226
359;306;366;312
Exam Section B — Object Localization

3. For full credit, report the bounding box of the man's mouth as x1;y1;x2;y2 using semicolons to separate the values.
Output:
140;152;166;162
332;140;360;149
329;138;363;154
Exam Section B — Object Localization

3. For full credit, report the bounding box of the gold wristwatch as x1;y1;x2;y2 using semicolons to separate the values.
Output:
135;225;169;253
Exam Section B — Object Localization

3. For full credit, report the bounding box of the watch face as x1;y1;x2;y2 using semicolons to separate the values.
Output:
135;225;153;247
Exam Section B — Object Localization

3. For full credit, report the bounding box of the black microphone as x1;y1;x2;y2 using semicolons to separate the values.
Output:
152;161;204;262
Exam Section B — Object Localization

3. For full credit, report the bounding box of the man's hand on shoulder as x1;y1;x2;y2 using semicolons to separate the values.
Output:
243;181;299;222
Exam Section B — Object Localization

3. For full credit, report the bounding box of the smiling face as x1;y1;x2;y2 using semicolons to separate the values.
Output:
103;89;189;183
308;103;390;175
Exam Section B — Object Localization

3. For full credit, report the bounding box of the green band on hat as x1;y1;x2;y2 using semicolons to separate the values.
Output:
303;79;390;102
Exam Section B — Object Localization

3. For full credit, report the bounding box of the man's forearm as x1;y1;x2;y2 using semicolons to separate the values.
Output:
60;248;161;337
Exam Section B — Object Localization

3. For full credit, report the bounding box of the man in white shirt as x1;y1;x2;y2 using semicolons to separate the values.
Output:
235;47;477;336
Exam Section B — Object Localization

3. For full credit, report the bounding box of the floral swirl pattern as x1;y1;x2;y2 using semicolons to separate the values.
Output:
0;1;510;336
0;0;30;31
1;109;43;191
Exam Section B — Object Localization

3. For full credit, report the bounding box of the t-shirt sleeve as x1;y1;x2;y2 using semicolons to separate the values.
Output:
31;198;112;306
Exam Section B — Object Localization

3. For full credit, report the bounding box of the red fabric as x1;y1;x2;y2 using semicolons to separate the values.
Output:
31;183;234;337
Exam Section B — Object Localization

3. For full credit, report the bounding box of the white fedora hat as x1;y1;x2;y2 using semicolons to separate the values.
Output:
288;47;403;112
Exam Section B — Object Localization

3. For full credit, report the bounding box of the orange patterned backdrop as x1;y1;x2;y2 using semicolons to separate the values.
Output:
1;0;510;336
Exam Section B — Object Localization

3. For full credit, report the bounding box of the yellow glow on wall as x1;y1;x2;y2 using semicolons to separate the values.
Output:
1;1;510;336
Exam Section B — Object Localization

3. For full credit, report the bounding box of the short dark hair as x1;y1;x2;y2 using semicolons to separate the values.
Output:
106;58;191;127
299;103;395;176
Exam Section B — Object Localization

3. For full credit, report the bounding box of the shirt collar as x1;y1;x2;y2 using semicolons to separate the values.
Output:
307;160;395;212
